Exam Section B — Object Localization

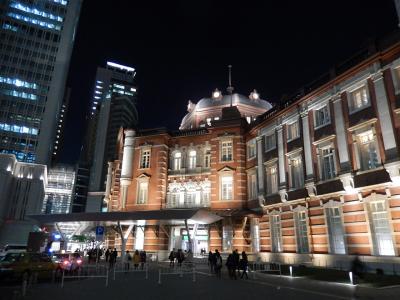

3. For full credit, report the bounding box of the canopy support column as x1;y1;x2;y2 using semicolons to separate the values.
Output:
184;219;192;252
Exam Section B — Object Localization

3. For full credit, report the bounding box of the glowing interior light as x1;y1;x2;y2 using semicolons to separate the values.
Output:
213;89;221;98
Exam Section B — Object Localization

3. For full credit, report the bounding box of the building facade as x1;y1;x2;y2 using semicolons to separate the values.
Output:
0;0;82;164
0;153;47;247
85;61;138;212
105;35;400;266
42;164;75;214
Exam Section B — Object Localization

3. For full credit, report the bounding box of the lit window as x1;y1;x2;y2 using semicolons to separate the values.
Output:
369;201;395;256
188;150;197;169
221;140;233;161
314;105;330;128
266;164;278;195
247;173;257;200
287;121;300;141
325;206;346;254
140;149;151;169
348;86;369;113
137;182;148;204
270;214;282;252
289;155;304;189
354;129;379;171
294;211;309;253
7;12;61;30
9;2;64;22
173;152;182;170
247;139;256;159
221;175;233;200
265;132;276;151
204;150;211;168
206;118;212;126
318;145;336;181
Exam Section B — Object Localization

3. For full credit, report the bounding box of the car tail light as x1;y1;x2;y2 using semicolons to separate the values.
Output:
63;260;69;265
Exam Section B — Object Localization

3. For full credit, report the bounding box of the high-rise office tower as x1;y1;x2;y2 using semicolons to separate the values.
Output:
51;86;70;163
42;164;75;214
0;0;82;164
85;61;138;212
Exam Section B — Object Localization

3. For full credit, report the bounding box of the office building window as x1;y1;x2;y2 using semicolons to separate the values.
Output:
318;145;336;181
325;206;346;254
140;149;150;169
265;132;276;151
270;214;282;252
266;164;278;195
247;139;256;159
221;140;233;161
314;105;330;128
137;181;148;204
294;211;309;253
188;150;196;169
369;201;395;256
221;175;233;200
348;85;369;113
173;152;182;170
248;172;257;200
354;129;380;171
287;121;300;141
289;155;304;189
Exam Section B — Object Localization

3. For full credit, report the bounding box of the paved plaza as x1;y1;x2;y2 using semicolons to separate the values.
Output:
1;262;400;300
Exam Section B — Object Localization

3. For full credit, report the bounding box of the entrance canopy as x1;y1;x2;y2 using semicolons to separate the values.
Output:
28;209;223;227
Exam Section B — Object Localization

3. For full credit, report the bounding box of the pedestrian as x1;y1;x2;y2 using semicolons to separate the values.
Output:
233;249;240;277
124;250;132;272
226;252;236;279
140;250;147;270
109;248;117;269
208;251;214;273
105;248;110;262
177;249;184;267
240;251;248;279
214;250;222;279
169;249;175;267
133;250;140;270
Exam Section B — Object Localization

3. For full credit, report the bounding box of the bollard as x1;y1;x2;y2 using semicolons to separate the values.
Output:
22;278;27;297
349;271;354;285
289;266;293;277
158;269;161;284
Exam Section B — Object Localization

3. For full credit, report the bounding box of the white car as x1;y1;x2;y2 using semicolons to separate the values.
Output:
0;244;27;259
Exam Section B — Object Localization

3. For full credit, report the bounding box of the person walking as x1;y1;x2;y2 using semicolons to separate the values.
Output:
109;248;117;269
140;250;147;270
214;250;222;279
233;249;240;278
177;249;184;267
169;249;175;267
124;250;132;273
133;250;141;270
208;251;215;273
240;251;248;279
226;252;236;279
105;248;110;263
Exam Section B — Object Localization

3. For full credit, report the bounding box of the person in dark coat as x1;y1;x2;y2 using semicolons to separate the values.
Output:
169;249;175;267
214;250;222;279
208;251;215;273
233;249;240;275
140;250;147;270
240;251;249;279
105;248;110;262
226;252;237;279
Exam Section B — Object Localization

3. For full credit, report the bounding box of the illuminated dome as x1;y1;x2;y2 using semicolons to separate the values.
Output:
179;90;272;129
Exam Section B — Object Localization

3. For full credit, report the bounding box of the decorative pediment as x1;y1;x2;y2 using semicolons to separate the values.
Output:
217;166;236;173
137;173;151;179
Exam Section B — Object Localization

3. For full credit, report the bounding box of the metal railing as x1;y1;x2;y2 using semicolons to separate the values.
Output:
60;264;109;288
157;261;196;284
248;262;282;279
112;262;149;280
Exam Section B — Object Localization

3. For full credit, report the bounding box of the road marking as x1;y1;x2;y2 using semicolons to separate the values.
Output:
244;277;353;300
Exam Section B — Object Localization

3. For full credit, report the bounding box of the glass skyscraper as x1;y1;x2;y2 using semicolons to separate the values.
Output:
0;0;82;164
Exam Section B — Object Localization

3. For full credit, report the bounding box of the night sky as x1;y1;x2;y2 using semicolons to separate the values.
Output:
59;0;398;163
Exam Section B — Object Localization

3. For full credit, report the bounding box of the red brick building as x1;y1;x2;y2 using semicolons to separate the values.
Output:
104;34;400;267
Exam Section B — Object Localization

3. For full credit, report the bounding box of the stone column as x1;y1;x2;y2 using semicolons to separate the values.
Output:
301;108;316;196
104;162;113;211
373;72;398;161
277;125;287;202
256;136;265;203
120;129;136;209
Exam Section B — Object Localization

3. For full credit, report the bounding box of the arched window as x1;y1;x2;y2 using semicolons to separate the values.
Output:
188;150;196;169
173;152;182;170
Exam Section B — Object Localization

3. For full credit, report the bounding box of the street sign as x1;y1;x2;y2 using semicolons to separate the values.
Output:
96;226;104;241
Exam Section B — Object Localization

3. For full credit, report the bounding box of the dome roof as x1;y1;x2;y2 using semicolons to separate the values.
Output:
196;93;271;110
179;91;272;129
